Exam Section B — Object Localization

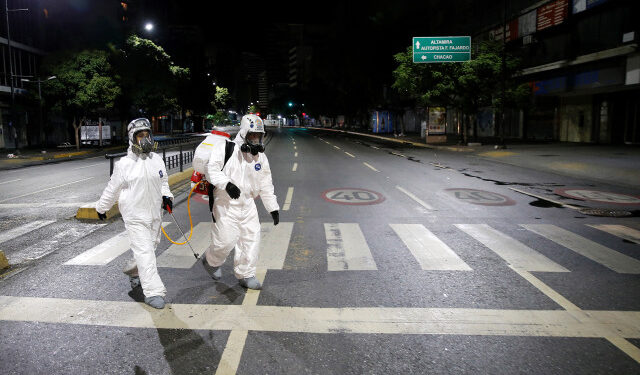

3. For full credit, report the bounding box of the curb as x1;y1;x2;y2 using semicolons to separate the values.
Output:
0;250;9;269
75;167;195;221
0;146;126;170
303;127;476;152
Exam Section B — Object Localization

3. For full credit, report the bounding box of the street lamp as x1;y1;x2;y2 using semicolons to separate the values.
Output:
144;22;153;31
22;76;56;147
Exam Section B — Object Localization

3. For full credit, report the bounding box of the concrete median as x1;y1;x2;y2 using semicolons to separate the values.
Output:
75;167;194;220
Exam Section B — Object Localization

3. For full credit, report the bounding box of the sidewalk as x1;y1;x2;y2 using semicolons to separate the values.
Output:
0;145;125;171
309;127;640;190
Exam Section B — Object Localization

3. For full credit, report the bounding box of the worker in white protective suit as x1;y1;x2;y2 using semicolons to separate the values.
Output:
96;118;173;309
201;114;279;290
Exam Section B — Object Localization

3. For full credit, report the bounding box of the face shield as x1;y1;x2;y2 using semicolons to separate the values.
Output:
127;118;156;155
133;129;156;154
241;131;265;155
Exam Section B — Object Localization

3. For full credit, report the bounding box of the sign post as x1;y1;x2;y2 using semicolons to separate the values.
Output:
412;36;471;63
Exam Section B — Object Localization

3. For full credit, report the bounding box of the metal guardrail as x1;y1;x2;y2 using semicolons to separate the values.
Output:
105;137;201;176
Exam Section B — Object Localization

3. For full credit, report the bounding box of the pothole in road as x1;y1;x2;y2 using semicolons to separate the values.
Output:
529;199;563;208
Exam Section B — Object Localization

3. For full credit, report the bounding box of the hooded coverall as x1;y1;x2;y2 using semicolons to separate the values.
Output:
96;147;172;298
202;121;279;279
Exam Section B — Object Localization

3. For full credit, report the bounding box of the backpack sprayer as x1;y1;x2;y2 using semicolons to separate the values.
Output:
159;130;236;258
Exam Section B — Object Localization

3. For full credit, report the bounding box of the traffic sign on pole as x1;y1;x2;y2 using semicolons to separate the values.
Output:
413;36;471;63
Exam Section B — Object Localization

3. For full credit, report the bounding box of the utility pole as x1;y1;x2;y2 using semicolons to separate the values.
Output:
4;0;28;152
499;0;507;148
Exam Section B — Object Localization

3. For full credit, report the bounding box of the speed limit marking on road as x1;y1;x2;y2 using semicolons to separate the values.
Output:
322;188;385;205
554;189;640;205
445;188;516;206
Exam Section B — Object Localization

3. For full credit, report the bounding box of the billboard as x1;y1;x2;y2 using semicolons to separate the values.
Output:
538;0;569;31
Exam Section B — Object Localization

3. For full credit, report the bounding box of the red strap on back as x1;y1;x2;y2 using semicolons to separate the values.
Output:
211;130;231;138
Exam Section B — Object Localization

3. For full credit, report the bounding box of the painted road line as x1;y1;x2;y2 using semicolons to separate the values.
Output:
509;187;581;210
390;151;406;157
65;222;171;266
257;222;294;269
218;270;268;374
282;187;294;211
395;185;434;210
345;152;355;158
0;179;21;185
0;220;55;244
72;163;103;170
2;296;640;341
390;224;471;271
508;265;640;362
292;162;298;172
325;223;377;271
10;223;105;264
456;224;569;273
371;146;379;149
65;231;129;265
522;224;640;274
294;152;298;157
334;145;341;150
294;146;297;150
216;330;249;375
0;177;94;203
588;224;640;244
157;222;211;268
363;162;379;172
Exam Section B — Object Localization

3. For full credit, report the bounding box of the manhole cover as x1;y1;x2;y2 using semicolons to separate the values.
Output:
578;208;632;217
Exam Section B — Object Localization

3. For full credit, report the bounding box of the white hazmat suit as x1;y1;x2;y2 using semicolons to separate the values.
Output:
96;120;172;300
202;115;279;284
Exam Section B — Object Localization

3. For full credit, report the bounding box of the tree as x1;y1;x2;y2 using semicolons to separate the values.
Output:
42;50;120;150
213;86;230;111
392;40;531;141
113;35;189;121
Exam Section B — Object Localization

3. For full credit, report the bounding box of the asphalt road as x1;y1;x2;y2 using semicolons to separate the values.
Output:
1;127;639;374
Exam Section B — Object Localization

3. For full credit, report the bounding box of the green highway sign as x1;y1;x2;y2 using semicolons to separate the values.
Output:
413;36;471;63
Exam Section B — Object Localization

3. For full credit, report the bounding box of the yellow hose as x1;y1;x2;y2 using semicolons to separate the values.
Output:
161;180;201;245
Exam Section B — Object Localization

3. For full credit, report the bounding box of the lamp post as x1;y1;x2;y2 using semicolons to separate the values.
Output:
4;0;29;151
21;76;56;147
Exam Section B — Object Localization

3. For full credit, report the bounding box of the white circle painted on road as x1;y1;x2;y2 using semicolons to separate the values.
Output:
554;189;640;205
445;188;516;206
322;188;385;205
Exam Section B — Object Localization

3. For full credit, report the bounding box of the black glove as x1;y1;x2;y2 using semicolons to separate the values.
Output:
97;212;107;221
162;196;173;212
225;182;241;199
270;210;279;226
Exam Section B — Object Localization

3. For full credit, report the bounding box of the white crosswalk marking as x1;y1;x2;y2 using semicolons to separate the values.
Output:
522;224;640;274
588;224;640;245
64;231;129;266
0;220;55;244
257;222;294;269
10;223;105;264
64;222;171;266
325;223;377;271
391;224;471;271
157;222;211;268
456;224;569;272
